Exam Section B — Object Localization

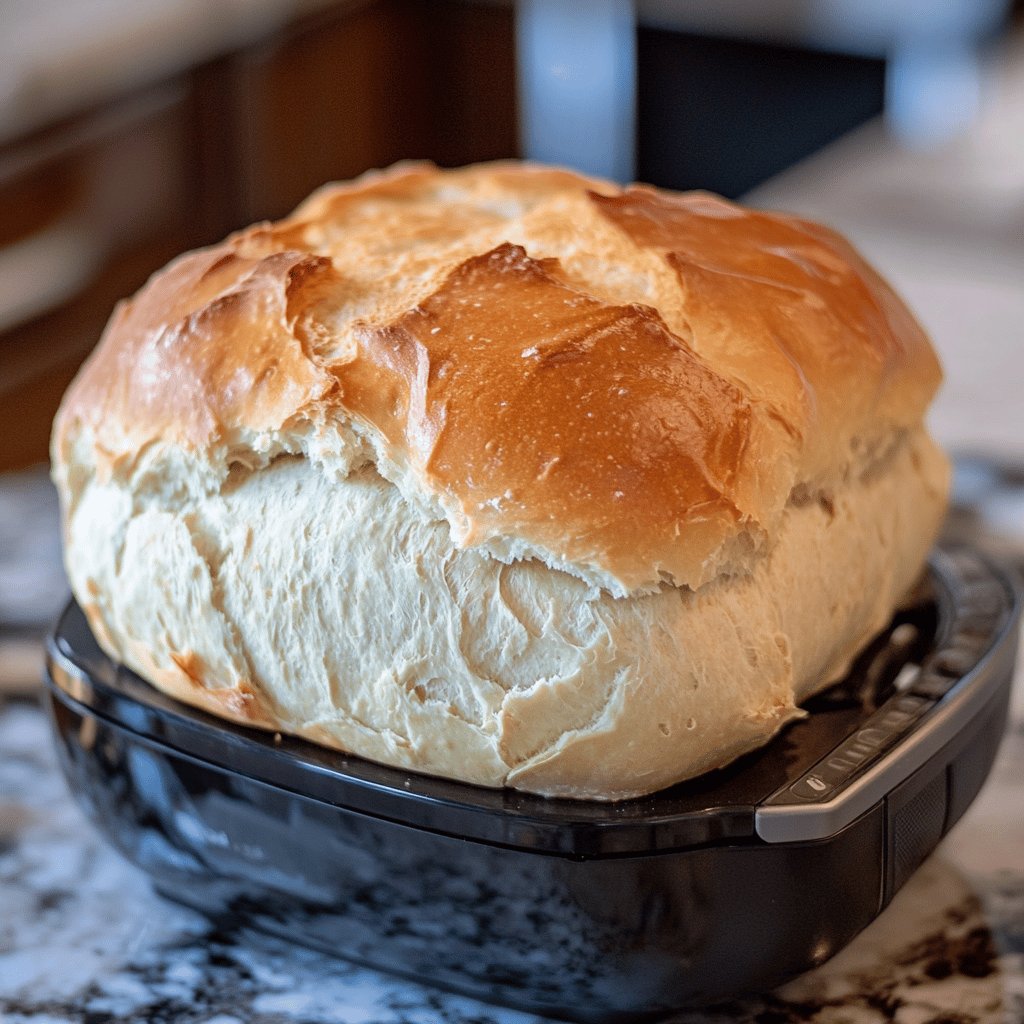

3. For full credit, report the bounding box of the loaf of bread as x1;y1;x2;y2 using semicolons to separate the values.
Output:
51;162;948;799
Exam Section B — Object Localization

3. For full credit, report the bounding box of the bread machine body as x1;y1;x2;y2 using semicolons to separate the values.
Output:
43;545;1020;1023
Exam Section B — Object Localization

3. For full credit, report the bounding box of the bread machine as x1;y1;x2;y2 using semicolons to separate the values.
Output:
42;543;1019;1022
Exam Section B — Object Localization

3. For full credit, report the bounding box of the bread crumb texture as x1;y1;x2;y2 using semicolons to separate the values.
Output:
52;162;949;798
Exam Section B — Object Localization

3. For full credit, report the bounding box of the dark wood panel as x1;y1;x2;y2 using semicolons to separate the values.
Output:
415;0;519;168
233;0;518;222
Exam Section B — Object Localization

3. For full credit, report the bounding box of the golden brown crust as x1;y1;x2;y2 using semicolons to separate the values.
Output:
337;242;791;589
57;246;338;459
54;161;942;592
589;188;941;480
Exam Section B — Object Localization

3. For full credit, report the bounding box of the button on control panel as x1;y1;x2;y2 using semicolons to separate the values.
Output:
769;695;935;805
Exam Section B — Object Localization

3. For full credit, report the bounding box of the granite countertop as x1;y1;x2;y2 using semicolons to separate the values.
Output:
0;671;1022;1024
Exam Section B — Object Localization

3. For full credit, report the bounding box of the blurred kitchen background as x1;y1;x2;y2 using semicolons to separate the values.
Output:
1;0;1023;696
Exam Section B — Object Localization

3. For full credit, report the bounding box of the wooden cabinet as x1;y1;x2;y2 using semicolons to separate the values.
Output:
0;0;517;471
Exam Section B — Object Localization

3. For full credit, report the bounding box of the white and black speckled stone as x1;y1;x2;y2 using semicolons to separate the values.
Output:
1;691;1022;1024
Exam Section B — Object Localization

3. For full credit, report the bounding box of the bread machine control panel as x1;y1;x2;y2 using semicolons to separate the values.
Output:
756;547;1019;842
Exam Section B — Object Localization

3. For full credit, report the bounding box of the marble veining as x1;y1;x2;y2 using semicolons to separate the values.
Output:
1;698;1022;1024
